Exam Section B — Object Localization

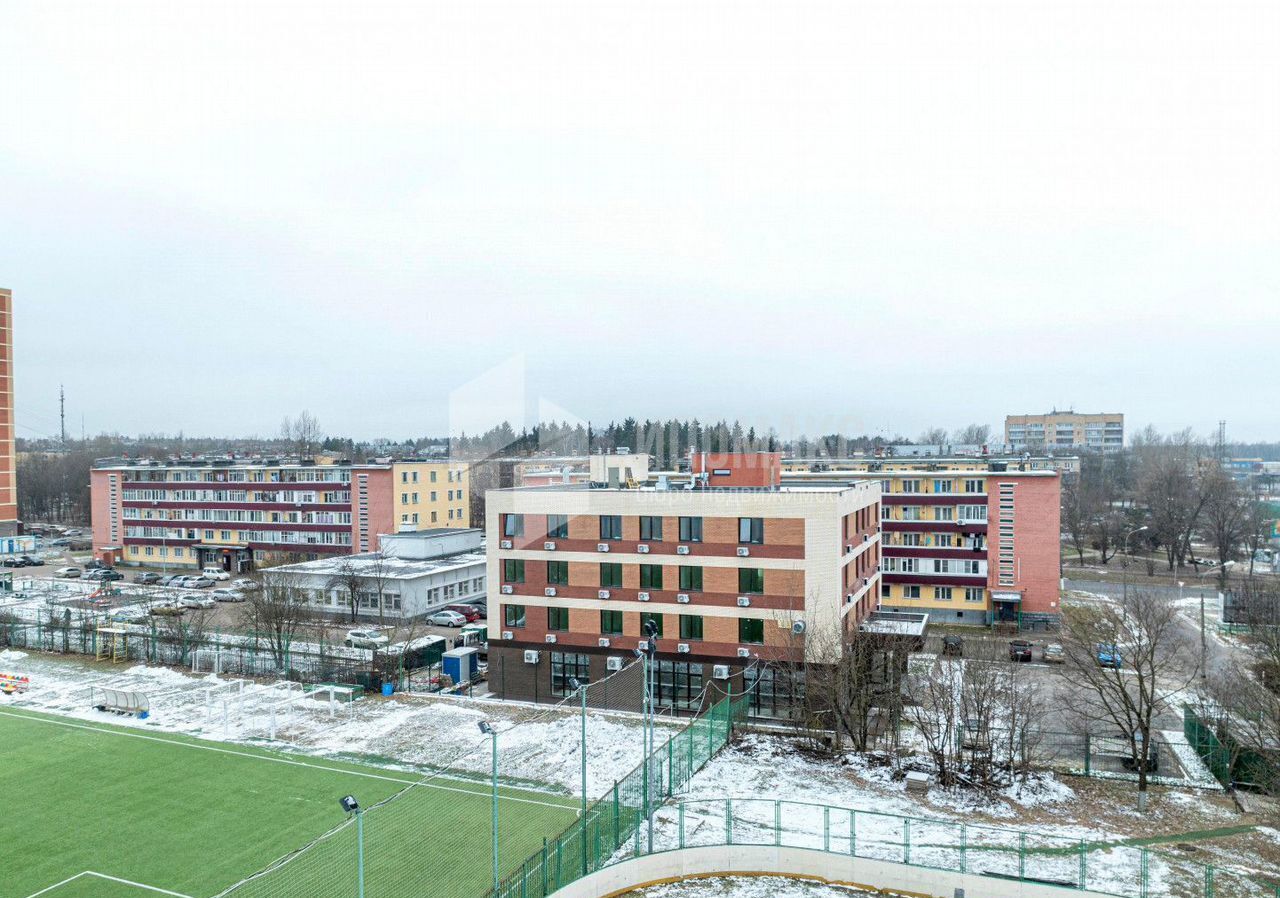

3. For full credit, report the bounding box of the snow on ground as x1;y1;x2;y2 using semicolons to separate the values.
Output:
621;876;873;898
0;650;676;798
1160;730;1223;788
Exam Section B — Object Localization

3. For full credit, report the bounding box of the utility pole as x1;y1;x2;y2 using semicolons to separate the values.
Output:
59;384;66;445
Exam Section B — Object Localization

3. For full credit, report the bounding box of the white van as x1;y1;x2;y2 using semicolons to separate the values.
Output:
201;566;231;581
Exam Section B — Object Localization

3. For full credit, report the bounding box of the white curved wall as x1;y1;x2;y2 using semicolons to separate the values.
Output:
549;845;1116;898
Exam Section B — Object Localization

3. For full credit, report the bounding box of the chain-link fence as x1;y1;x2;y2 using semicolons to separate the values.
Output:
620;798;1274;898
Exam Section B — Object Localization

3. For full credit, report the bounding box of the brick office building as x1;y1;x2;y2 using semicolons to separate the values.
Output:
0;288;16;537
484;453;881;716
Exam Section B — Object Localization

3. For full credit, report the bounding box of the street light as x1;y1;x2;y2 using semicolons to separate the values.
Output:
633;619;659;853
338;796;364;898
478;721;498;892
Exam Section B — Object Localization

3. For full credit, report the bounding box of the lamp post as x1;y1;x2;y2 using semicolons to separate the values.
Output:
1122;526;1149;603
338;795;363;898
479;721;498;893
570;676;589;875
633;619;659;852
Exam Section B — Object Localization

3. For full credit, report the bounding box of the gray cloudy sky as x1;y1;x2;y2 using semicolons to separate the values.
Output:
2;1;1277;443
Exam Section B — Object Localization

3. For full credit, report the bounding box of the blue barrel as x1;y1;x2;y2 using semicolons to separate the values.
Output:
381;683;394;697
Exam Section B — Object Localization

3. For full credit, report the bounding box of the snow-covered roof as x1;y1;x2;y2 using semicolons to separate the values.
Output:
269;550;485;581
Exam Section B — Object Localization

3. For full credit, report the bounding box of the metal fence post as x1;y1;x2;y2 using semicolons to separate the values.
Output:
726;798;733;845
960;823;967;873
849;809;856;857
612;781;620;850
1079;839;1087;889
823;806;830;853
1140;848;1149;898
774;800;781;847
541;838;548;896
667;738;674;797
679;802;685;849
1203;864;1214;898
1019;832;1027;880
1084;732;1091;775
904;818;911;865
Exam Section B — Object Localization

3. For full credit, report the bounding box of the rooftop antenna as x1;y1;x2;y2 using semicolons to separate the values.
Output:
59;384;67;445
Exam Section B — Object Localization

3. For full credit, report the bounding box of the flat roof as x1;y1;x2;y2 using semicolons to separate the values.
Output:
270;550;485;580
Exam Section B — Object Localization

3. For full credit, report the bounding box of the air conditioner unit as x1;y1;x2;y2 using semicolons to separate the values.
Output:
545;634;557;643
636;544;650;554
736;596;751;607
676;593;690;604
606;656;624;671
676;545;690;555
544;587;557;597
637;639;649;650
846;593;855;603
677;643;690;654
523;650;540;664
736;547;750;557
712;664;730;678
502;630;514;640
845;544;854;554
791;620;807;635
544;541;557;551
598;589;611;599
501;585;514;595
637;591;650;601
598;637;611;648
500;539;512;549
737;647;751;658
864;534;870;542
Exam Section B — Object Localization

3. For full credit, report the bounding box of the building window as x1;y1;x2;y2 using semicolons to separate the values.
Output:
903;585;921;599
503;559;525;583
639;516;663;541
431;512;437;523
901;479;920;493
640;612;664;637
881;505;892;520
550;652;590;697
503;514;524;537
144;546;154;557
738;518;764;545
738;618;765;644
933;533;953;548
599;515;623;541
412;471;419;483
639;564;663;589
901;506;921;521
746;665;804;720
881;583;891;599
935;506;955;521
678;516;703;543
412;492;419;504
600;563;623;588
654;660;704;712
431;471;437;483
678;566;702;591
933;479;953;493
964;479;984;494
934;587;953;601
431;491;437;501
547;560;569;585
679;614;703;640
547;514;569;539
548;607;570;631
959;505;987;522
965;587;985;603
600;610;624;635
401;472;409;483
738;568;765;594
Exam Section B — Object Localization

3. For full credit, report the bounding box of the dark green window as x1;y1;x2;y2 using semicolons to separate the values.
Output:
678;516;703;543
639;564;663;589
738;567;765;594
679;614;703;641
547;607;569;631
600;610;624;635
503;514;524;537
640;612;664;638
503;604;525;628
678;566;703;591
599;515;623;540
546;560;569;585
738;517;764;544
739;618;765;644
639;516;663;541
547;514;569;539
600;563;623;588
503;559;525;583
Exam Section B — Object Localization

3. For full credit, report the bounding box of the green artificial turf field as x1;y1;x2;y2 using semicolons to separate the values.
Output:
2;708;578;898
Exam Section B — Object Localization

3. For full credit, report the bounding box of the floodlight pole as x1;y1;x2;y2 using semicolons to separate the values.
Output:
575;679;588;875
490;728;500;893
356;808;365;898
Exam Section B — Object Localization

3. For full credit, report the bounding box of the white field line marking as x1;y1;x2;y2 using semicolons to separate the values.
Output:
0;709;577;812
23;870;199;898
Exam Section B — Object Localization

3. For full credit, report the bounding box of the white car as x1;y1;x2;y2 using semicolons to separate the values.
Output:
426;609;468;628
210;588;244;603
202;567;231;581
110;606;150;623
230;578;258;591
54;566;81;578
345;629;391;649
180;594;217;609
184;577;214;589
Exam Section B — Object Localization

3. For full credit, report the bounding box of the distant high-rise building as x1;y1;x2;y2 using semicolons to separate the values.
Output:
0;288;16;536
1005;411;1123;451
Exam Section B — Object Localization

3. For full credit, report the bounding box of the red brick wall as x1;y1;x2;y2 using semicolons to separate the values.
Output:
986;475;1061;616
692;452;782;488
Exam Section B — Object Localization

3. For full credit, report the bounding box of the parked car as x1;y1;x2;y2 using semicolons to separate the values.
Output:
446;604;483;623
158;574;185;586
427;609;468;628
1043;643;1065;664
54;566;81;578
941;635;963;657
19;555;44;566
1096;643;1123;669
1008;640;1033;662
183;576;214;589
110;606;150;623
210;588;244;603
96;569;124;582
135;572;161;585
149;603;185;617
345;628;391;649
201;567;231;581
180;594;217;609
230;578;258;591
85;559;108;570
1;558;26;568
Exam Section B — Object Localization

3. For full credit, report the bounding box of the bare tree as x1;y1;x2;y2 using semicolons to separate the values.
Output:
159;607;212;667
241;572;313;670
1062;476;1093;565
326;557;365;623
1241;491;1273;577
1200;467;1247;590
1059;589;1196;810
955;423;992;446
904;656;964;786
280;410;323;459
918;427;949;446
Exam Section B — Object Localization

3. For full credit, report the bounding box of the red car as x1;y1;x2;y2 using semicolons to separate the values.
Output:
446;604;483;623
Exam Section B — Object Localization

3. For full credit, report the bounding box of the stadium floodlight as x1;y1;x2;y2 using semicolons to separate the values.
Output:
644;619;658;639
339;795;360;814
478;721;493;735
569;677;582;691
338;795;365;898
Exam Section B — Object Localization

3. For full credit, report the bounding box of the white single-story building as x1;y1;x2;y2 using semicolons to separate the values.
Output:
263;528;485;619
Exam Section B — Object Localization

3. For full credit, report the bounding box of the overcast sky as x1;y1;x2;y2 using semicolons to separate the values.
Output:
2;1;1277;444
